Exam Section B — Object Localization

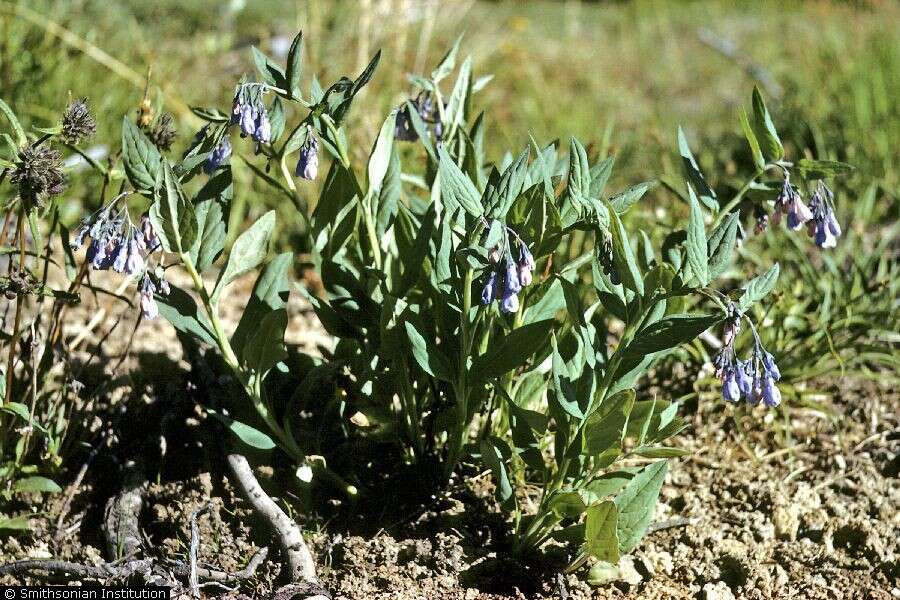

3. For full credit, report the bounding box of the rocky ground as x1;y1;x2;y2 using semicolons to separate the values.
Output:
1;270;897;599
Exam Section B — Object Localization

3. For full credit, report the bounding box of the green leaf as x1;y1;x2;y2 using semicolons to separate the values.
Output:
404;321;452;382
624;314;722;360
1;402;31;422
286;32;304;99
431;35;463;83
212;211;276;303
633;446;689;458
614;461;667;554
751;86;783;161
437;147;483;218
0;99;27;146
190;168;232;272
585;501;620;563
232;253;292;372
609;181;655;214
444;55;472;132
208;409;276;450
480;437;514;509
739;263;780;311
795;159;855;179
122;118;162;193
156;285;217;346
707;211;739;280
0;515;31;531
470;320;554;384
367;109;396;195
739;106;765;171
567;137;591;204
150;160;196;254
583;389;634;456
677;126;717;211
603;199;644;296
190;106;230;123
251;46;286;88
375;147;401;238
686;186;709;286
13;476;62;494
547;490;587;518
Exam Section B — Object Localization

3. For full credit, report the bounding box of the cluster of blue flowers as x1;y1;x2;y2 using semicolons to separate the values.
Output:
394;93;443;143
231;87;271;145
480;226;535;314
769;173;841;249
72;207;168;319
713;307;782;407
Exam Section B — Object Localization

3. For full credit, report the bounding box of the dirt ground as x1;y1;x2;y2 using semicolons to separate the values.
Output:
1;270;897;599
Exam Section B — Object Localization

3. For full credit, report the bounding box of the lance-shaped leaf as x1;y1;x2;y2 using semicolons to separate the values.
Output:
208;409;276;450
470;319;555;384
677;126;717;211
614;460;667;554
623;313;722;360
707;211;739;280
481;437;515;510
609;181;655;214
437;147;483;218
251;46;286;88
156;284;216;346
739;106;765;172
796;159;855;179
232;253;292;371
122;118;162;193
404;321;452;382
585;501;620;563
583;389;635;457
375;147;402;238
0;99;27;146
150;160;196;254
751;86;784;161
212;211;276;303
286;31;304;99
367;109;396;195
190;168;232;272
431;35;462;83
739;263;780;311
686;186;709;286
602;198;644;296
568;137;591;204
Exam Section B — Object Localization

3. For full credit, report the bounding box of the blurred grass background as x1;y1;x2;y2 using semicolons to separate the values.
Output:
0;0;897;263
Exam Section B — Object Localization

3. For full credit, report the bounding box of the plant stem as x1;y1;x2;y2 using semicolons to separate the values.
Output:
446;267;474;478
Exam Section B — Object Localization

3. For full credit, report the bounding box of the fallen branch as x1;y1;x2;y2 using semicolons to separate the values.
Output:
226;452;329;599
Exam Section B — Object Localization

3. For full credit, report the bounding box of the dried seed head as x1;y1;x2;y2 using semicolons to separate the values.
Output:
148;113;177;151
61;98;97;145
10;145;66;209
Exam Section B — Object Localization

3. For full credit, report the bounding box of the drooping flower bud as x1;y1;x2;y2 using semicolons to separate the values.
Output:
295;135;319;181
735;360;753;396
504;260;522;294
394;105;418;142
481;271;498;305
140;292;159;320
722;371;741;402
204;137;232;174
500;290;520;314
239;104;256;137
253;108;271;144
761;375;781;408
762;351;781;381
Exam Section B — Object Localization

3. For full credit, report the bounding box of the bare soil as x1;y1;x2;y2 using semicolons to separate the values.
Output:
1;271;897;599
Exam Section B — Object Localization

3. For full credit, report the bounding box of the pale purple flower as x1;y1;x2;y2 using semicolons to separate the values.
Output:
239;105;256;137
504;260;522;294
204;137;232;174
501;290;519;314
761;375;781;408
253;109;271;144
295;135;319;181
481;271;498;305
